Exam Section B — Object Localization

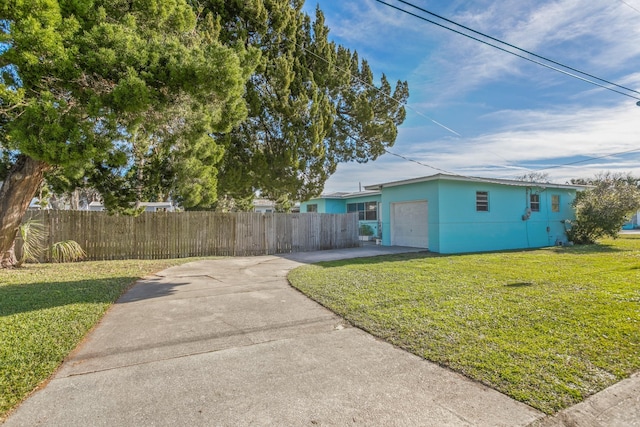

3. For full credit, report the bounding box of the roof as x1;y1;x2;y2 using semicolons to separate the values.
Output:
88;201;173;207
253;199;276;207
364;173;589;191
310;190;381;200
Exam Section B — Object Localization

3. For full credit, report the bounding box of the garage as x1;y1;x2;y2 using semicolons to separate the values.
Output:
390;200;428;248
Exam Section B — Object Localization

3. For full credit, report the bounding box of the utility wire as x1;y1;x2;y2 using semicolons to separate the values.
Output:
374;0;640;102
530;147;640;173
394;0;640;97
298;34;627;181
247;5;638;183
383;149;457;174
618;0;640;15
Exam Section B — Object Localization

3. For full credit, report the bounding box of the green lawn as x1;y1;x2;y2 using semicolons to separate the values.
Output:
288;235;640;414
0;258;204;419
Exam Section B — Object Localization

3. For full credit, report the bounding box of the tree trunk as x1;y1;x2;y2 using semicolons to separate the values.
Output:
70;189;80;210
0;155;51;268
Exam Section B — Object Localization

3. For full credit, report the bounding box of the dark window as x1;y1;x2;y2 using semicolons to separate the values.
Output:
476;191;489;212
365;201;377;220
530;194;540;212
551;195;560;212
306;204;318;213
347;201;377;221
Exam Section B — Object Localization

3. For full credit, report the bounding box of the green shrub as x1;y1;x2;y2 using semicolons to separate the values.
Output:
359;224;374;236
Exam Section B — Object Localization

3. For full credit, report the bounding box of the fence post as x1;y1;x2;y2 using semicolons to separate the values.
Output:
21;211;359;261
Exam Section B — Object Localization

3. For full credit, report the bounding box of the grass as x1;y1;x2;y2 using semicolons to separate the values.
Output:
288;235;640;414
0;258;207;419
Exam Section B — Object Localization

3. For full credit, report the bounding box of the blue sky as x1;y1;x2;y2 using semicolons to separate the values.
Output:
301;0;640;193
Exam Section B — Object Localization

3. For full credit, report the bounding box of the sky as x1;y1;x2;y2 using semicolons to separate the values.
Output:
300;0;640;193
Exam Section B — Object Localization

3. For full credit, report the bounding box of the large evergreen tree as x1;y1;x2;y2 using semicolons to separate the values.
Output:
0;0;256;265
208;0;409;203
0;0;410;266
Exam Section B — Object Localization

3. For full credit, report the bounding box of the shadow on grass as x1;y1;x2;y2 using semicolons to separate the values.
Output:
505;282;534;287
0;276;188;317
550;244;624;255
306;251;437;268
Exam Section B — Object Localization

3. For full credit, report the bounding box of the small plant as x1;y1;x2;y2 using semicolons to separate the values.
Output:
16;220;45;267
359;224;374;236
17;220;86;264
568;175;640;244
50;240;86;263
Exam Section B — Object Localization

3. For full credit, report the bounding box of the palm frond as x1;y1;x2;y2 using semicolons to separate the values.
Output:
49;240;86;263
17;220;45;265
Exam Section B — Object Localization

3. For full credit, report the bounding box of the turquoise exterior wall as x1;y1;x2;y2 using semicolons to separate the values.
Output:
300;198;345;214
379;178;577;253
435;181;576;253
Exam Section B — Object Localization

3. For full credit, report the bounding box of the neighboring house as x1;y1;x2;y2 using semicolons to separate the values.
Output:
623;209;640;229
253;198;276;213
358;173;586;253
300;190;382;238
252;199;301;213
88;201;175;212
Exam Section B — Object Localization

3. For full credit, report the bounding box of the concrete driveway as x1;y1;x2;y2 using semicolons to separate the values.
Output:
3;246;627;426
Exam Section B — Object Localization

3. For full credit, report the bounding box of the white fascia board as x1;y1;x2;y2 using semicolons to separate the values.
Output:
364;173;589;191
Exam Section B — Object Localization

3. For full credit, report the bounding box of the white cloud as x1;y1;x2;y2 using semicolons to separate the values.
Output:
309;0;640;194
323;99;640;192
411;0;640;100
313;1;423;46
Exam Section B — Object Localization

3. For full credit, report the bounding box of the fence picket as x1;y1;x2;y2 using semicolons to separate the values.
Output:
21;211;358;261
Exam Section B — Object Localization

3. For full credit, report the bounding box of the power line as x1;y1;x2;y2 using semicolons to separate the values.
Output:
250;4;639;183
618;0;640;15
237;9;470;177
369;2;640;177
394;0;640;97
374;0;640;102
530;147;640;173
299;26;637;181
235;8;460;136
386;145;640;183
383;149;457;174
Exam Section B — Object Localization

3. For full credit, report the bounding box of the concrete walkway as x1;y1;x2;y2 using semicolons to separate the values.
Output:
3;246;637;426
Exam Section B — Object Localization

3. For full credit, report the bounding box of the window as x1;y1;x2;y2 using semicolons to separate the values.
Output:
530;194;540;212
476;191;489;211
306;204;317;213
551;195;560;212
347;201;377;220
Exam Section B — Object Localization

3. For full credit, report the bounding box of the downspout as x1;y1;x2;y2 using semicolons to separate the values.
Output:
522;188;532;221
523;187;531;248
545;191;552;246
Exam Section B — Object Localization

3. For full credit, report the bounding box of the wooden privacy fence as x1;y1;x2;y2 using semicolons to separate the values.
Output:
23;211;359;261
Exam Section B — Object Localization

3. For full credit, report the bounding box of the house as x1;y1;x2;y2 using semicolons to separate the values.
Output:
300;190;382;238
623;209;640;230
253;198;277;213
301;173;587;254
88;201;175;212
252;199;301;213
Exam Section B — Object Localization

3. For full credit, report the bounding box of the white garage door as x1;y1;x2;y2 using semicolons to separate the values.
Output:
391;201;428;248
